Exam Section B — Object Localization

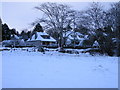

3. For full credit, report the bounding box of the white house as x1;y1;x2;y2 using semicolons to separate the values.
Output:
27;31;57;47
2;35;26;47
63;31;88;46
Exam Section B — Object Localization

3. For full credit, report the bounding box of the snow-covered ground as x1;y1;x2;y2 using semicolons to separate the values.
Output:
2;49;118;88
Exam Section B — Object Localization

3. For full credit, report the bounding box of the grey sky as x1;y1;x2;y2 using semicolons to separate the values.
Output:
2;2;113;32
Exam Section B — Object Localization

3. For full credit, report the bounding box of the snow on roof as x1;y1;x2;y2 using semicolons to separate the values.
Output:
14;35;20;39
63;31;72;37
63;31;83;36
63;31;86;40
93;41;99;47
28;32;56;42
11;35;20;40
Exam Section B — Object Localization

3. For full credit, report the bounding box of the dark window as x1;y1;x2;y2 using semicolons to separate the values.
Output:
41;35;50;39
42;42;49;45
79;35;84;38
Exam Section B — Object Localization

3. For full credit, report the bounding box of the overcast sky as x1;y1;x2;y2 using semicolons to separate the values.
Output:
1;2;113;32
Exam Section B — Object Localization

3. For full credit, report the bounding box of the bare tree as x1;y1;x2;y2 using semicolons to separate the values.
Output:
110;2;120;29
33;2;75;50
109;2;120;56
79;2;105;31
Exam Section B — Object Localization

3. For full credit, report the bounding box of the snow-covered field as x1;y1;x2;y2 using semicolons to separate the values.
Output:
2;49;118;88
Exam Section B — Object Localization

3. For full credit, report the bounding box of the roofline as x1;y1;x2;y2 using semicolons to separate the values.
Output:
28;40;56;42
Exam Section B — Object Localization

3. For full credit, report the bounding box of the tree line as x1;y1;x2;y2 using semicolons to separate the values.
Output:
31;2;120;56
1;22;43;41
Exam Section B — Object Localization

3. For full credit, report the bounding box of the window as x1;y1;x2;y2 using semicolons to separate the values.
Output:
79;35;84;38
42;42;49;45
71;35;76;38
41;35;50;39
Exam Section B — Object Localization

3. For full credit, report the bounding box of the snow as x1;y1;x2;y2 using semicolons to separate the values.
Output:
63;31;84;40
28;32;56;42
93;41;99;47
63;31;88;45
2;49;118;88
14;35;20;39
11;35;20;40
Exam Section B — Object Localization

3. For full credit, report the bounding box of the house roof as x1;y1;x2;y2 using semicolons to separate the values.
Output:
28;32;56;42
63;31;87;40
11;35;20;40
93;40;99;47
